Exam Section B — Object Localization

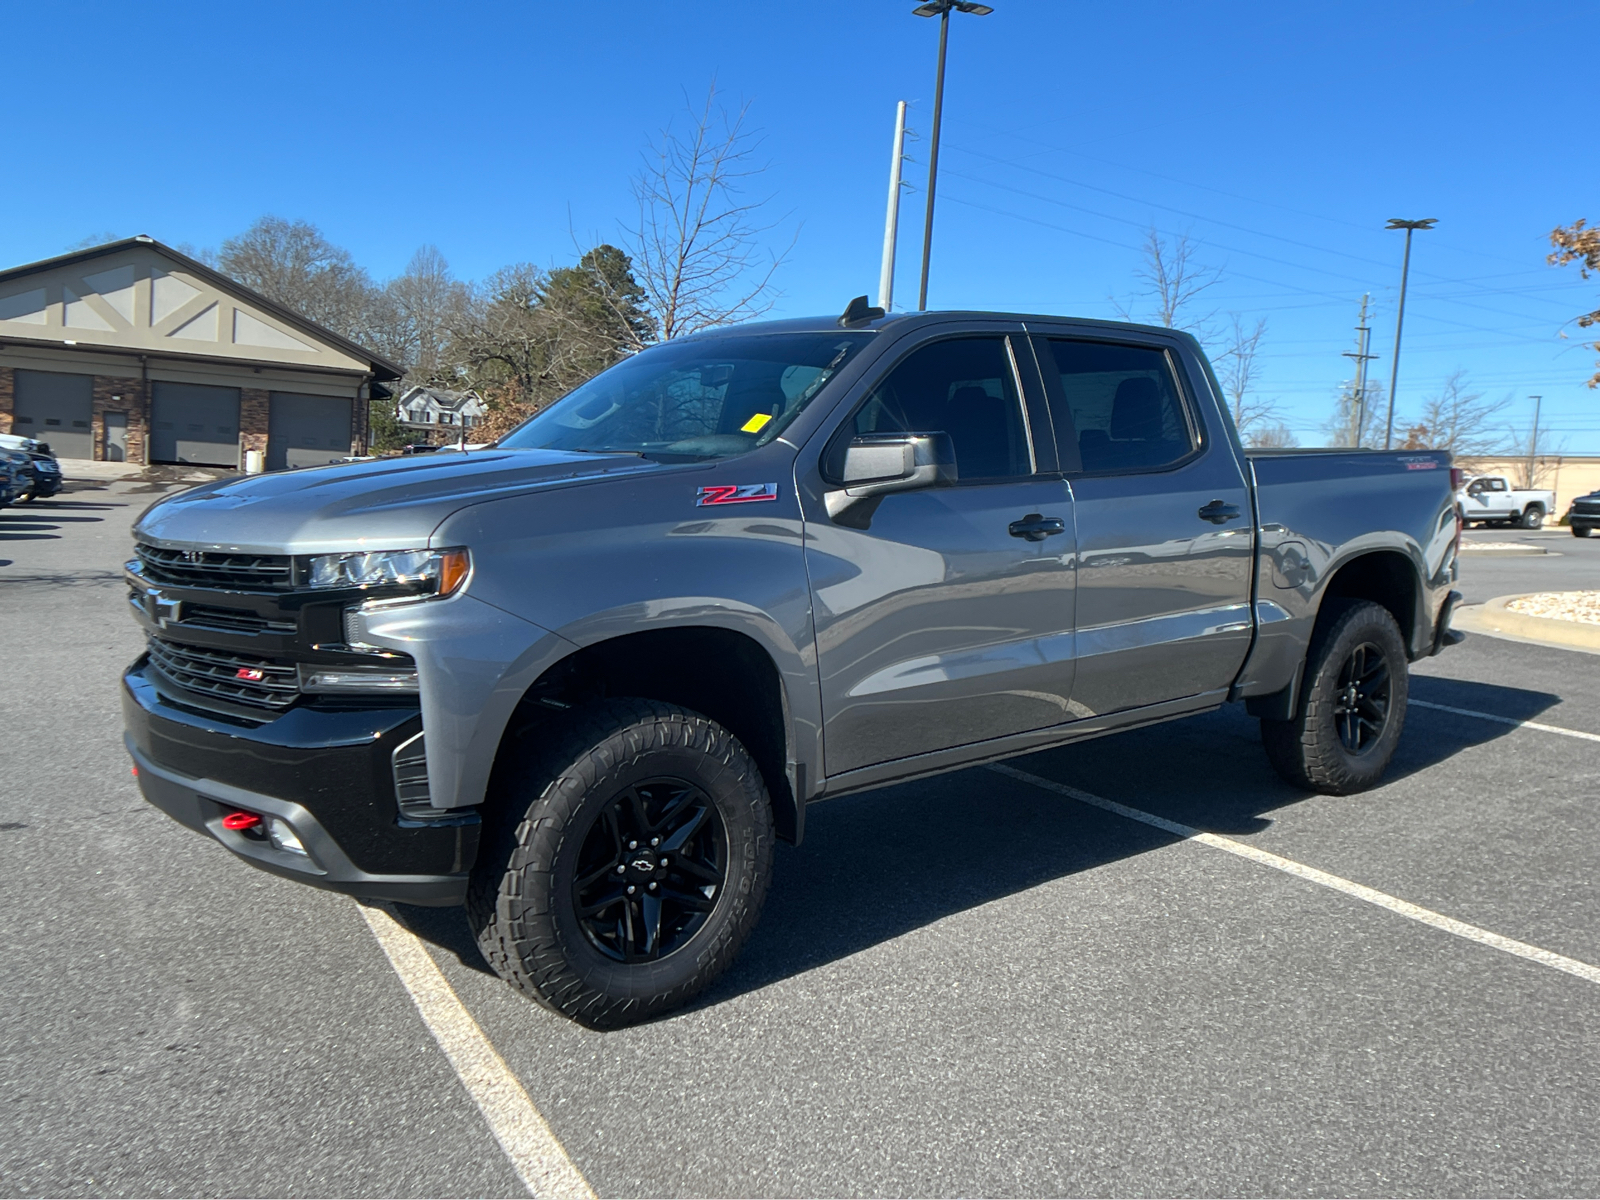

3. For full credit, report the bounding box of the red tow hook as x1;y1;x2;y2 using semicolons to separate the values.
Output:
222;810;262;831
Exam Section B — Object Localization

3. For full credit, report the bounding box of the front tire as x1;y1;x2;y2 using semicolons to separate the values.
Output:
1520;505;1544;530
1261;599;1409;794
468;698;774;1028
1572;525;1590;538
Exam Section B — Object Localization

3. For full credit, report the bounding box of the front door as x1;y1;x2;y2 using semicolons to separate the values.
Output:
1462;477;1512;520
803;332;1078;776
1033;333;1254;717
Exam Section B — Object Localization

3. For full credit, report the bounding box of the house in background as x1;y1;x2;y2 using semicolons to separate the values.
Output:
395;385;487;442
0;236;400;469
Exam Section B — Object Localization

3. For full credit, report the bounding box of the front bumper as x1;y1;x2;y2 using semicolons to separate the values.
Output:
124;662;476;905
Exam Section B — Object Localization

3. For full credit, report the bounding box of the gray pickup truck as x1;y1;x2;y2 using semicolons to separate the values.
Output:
124;307;1462;1026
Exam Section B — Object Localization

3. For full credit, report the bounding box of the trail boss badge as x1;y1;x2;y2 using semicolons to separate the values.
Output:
696;483;779;507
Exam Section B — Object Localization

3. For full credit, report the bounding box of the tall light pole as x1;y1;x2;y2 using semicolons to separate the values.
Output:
878;101;909;312
912;0;993;312
1382;217;1436;449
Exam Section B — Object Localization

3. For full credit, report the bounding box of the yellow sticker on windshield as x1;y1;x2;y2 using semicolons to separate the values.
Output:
740;413;773;434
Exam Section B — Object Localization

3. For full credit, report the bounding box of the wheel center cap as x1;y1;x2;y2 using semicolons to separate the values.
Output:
628;854;660;878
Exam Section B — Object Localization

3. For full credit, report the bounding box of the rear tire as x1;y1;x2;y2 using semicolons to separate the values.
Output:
1520;505;1544;530
468;698;773;1028
1261;599;1409;794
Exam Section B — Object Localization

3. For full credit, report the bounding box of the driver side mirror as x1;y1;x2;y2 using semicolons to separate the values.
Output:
825;432;958;522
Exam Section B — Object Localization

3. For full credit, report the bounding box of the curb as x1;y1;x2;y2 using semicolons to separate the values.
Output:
1451;593;1600;655
1458;545;1550;557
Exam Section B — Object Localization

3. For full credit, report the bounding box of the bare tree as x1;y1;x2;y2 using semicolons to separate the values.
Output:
1548;218;1600;387
1325;379;1386;448
628;86;791;341
1216;313;1277;440
217;216;377;342
1113;228;1223;341
1247;422;1299;448
65;232;120;251
375;246;471;382
1398;370;1505;456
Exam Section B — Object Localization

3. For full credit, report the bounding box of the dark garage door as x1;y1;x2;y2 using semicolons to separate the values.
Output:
13;370;94;459
268;392;352;471
150;382;241;467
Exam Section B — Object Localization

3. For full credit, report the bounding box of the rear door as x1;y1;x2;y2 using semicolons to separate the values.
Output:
1030;330;1253;717
801;328;1078;776
150;382;241;466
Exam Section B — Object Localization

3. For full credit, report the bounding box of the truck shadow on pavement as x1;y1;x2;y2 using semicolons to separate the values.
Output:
397;675;1561;1011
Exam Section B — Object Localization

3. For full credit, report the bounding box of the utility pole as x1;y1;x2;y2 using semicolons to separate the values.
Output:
878;101;909;312
912;0;993;311
1341;292;1378;447
1527;394;1543;487
1383;217;1437;449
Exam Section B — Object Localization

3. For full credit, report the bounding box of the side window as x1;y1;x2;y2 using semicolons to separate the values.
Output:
1045;340;1195;474
850;336;1032;481
1487;478;1507;492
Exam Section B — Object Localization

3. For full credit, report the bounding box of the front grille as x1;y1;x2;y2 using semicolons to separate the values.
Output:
146;637;299;710
136;543;293;590
1573;500;1600;514
179;603;298;635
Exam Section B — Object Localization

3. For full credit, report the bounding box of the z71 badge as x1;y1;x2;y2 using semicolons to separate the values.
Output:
696;483;779;507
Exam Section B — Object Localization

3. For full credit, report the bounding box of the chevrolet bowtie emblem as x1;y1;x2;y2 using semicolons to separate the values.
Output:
144;588;183;628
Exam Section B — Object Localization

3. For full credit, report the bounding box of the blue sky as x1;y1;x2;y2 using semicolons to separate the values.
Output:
5;1;1597;450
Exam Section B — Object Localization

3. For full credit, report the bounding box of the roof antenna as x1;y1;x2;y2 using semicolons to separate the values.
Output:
838;295;885;327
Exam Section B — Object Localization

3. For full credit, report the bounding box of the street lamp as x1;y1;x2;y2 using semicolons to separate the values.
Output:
1382;217;1436;449
912;0;993;311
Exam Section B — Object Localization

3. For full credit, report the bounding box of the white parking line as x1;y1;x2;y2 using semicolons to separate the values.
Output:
1409;698;1600;744
989;763;1600;988
358;901;596;1200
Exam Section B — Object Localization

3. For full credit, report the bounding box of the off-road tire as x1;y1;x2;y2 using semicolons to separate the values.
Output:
467;698;773;1028
1260;599;1409;795
1520;505;1544;530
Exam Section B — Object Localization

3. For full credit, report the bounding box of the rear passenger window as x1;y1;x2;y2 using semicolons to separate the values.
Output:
1045;340;1195;473
850;336;1032;481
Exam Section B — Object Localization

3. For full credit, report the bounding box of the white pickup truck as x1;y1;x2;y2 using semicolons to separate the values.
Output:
1456;474;1556;530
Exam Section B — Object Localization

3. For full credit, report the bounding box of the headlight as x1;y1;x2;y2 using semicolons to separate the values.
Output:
304;547;470;596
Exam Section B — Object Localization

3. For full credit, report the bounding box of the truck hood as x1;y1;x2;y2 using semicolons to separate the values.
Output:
134;448;660;555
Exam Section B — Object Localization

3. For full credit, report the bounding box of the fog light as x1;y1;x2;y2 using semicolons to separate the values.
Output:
267;818;308;856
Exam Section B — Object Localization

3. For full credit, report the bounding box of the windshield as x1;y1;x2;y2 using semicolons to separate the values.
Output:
497;332;872;460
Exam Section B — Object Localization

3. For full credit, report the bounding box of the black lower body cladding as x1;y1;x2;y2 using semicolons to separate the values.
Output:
123;661;477;905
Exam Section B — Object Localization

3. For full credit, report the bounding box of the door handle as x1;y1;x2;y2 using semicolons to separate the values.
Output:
1197;500;1242;525
1008;513;1066;541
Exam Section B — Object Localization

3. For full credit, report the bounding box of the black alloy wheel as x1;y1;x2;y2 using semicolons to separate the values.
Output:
469;698;773;1027
1259;598;1410;794
572;779;727;963
1331;641;1391;755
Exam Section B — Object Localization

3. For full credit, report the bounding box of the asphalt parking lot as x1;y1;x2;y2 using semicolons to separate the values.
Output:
3;480;1599;1198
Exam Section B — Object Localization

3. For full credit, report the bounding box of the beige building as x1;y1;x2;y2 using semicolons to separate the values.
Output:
0;237;400;468
1454;455;1600;523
